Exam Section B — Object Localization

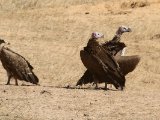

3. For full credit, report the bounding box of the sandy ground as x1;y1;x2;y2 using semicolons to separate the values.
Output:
0;0;160;119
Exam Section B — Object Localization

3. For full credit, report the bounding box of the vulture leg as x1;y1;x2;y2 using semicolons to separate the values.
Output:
95;82;98;89
14;77;18;86
6;72;12;85
105;82;108;90
93;75;99;89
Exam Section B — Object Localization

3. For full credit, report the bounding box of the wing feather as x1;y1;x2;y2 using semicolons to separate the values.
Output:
115;55;141;76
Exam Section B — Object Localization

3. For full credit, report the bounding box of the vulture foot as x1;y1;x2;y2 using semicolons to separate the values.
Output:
5;83;10;85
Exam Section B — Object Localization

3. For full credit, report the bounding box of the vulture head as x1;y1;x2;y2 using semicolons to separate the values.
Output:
91;32;104;39
0;39;5;45
0;39;10;46
116;26;132;35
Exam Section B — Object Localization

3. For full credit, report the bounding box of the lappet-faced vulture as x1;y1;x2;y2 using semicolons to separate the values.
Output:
80;32;126;90
0;39;39;85
77;26;140;90
102;25;132;56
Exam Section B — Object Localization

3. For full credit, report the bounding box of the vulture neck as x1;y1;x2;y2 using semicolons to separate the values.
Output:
90;38;98;41
87;38;99;46
111;33;122;43
84;38;99;53
0;43;9;53
0;44;5;53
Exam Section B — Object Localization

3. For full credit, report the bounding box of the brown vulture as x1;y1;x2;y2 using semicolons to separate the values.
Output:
0;39;39;85
80;32;126;90
102;25;132;56
77;55;140;88
77;26;140;89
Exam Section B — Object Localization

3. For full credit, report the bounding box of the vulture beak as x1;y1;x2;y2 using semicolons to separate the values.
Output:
0;39;10;45
6;42;10;45
127;28;132;32
0;39;5;45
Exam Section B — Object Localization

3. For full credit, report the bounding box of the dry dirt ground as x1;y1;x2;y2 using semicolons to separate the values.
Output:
0;0;160;120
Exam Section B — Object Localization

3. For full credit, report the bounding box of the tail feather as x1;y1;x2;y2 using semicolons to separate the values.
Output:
76;70;93;86
26;71;39;84
17;70;39;84
29;72;39;84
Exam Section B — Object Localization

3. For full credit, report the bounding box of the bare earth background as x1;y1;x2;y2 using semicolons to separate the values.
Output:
0;0;160;119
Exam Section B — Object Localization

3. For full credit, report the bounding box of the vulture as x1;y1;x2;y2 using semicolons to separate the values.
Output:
77;26;140;89
102;25;132;56
79;32;126;90
0;39;39;85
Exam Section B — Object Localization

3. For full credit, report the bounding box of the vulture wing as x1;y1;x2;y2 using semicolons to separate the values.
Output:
77;55;140;86
0;47;39;84
115;55;141;76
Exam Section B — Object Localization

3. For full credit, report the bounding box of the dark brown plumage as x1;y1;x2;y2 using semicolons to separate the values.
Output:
0;40;39;85
80;32;126;90
77;27;140;89
102;42;126;56
77;55;140;86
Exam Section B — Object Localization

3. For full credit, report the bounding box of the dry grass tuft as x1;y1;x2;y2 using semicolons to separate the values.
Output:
151;33;160;39
121;0;150;9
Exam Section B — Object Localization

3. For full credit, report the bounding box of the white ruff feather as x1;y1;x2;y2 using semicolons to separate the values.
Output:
121;48;126;56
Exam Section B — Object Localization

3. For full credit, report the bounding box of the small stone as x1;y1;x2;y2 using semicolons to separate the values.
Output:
58;106;61;109
84;114;89;116
90;102;93;105
40;90;51;95
65;84;70;89
85;12;90;14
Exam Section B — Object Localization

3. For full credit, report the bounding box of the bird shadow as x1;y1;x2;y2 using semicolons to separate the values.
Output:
0;84;121;91
59;85;119;91
42;85;57;88
0;83;40;86
21;84;40;86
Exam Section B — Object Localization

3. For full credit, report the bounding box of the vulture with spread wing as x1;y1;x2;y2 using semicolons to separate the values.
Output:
77;26;140;89
0;39;39;85
80;32;126;90
77;55;140;87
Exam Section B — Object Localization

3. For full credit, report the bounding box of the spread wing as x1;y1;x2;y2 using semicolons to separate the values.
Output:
115;55;141;76
77;55;140;86
1;47;39;84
